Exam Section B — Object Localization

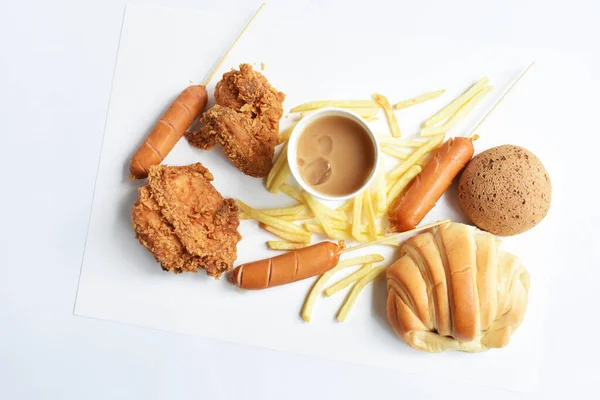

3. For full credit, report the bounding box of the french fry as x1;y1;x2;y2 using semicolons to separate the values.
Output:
301;254;384;322
381;146;410;160
336;200;353;212
386;165;422;208
243;209;311;221
373;93;401;137
324;263;372;297
352;108;379;118
237;200;309;235
393;89;445;110
372;161;386;217
337;265;386;322
416;153;433;168
260;223;311;243
266;143;288;190
423;77;489;127
302;192;346;220
267;241;307;250
363;189;377;241
327;219;384;235
291;100;378;113
387;134;444;180
351;191;363;241
376;135;424;148
279;123;297;144
252;204;306;216
420;86;493;136
363;116;379;122
305;224;399;245
278;214;314;222
302;192;336;238
305;223;358;241
301;108;379;119
270;163;291;193
281;184;305;203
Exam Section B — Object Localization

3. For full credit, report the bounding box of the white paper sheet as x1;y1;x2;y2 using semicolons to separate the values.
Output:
75;4;572;393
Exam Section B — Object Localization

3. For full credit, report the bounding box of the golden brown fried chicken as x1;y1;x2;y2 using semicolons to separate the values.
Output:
200;105;276;177
132;163;241;278
186;64;285;177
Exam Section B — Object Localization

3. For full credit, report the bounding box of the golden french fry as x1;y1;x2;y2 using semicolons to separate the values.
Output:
239;211;249;219
251;204;305;216
327;219;384;235
302;192;346;220
386;165;422;208
305;224;399;245
337;265;386;322
305;223;354;240
376;135;424;148
423;77;490;127
373;93;401;137
278;214;314;222
363;189;377;241
352;108;379;118
324;263;372;297
291;100;378;113
267;241;307;250
372;162;386;217
260;223;311;243
336;200;353;212
270;163;291;193
281;184;305;203
387;134;444;180
301;254;384;322
351;191;363;241
302;108;378;119
363;116;379;122
420;86;493;136
381;146;410;160
266;143;288;190
419;125;446;136
237;200;309;235
302;192;337;238
279;123;297;144
416;153;433;168
393;89;445;110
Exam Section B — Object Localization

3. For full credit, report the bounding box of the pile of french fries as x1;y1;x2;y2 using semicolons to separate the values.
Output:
242;77;493;251
238;77;494;320
301;254;386;322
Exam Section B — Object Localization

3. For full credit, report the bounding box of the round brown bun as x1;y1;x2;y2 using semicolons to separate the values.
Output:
458;145;551;236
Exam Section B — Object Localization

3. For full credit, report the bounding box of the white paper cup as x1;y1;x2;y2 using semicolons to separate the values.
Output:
287;107;380;201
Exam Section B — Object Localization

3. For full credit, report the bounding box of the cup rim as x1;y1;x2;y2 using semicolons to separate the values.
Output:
286;107;380;202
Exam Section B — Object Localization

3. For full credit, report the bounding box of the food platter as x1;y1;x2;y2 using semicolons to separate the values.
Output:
74;4;566;392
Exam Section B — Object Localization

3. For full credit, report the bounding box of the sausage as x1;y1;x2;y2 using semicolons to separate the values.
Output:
389;137;474;232
230;242;341;289
129;85;208;179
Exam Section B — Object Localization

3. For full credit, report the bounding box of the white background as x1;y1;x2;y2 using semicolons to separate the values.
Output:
1;0;598;399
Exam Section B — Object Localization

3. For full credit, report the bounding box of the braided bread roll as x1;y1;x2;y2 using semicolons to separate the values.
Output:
386;222;529;353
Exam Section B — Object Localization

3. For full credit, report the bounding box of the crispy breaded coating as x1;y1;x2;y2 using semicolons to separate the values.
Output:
132;163;241;278
186;64;285;177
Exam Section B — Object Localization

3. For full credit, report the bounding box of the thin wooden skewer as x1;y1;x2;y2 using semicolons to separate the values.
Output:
202;2;266;86
467;61;535;138
339;219;451;254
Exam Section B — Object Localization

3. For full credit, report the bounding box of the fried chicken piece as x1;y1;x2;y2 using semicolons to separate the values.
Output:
186;64;285;177
200;105;275;177
132;163;241;278
186;131;217;151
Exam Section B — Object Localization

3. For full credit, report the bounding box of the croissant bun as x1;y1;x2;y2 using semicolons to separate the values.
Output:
386;222;530;353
